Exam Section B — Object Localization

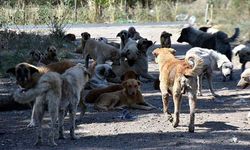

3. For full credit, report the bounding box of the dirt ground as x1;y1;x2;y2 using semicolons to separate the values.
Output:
0;24;250;150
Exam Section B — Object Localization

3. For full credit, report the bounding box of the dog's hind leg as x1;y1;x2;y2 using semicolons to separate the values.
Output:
187;90;197;133
58;109;66;139
172;92;182;128
197;75;203;96
206;73;219;97
69;101;79;140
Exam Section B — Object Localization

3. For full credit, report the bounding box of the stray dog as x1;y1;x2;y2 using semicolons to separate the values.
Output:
121;38;139;66
237;68;250;88
153;48;203;132
117;30;131;50
185;47;233;97
94;79;154;111
160;31;172;48
177;26;240;61
111;38;155;82
128;26;142;40
82;34;121;68
84;64;116;89
63;33;76;41
13;64;90;146
233;43;250;71
98;37;120;49
84;70;139;104
7;60;75;90
75;32;91;54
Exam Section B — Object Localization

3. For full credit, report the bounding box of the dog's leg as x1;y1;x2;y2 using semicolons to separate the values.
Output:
33;97;45;146
161;92;173;121
197;75;203;96
69;102;79;140
172;92;182;128
84;54;90;68
58;109;66;139
77;100;87;122
27;101;37;128
207;73;219;97
187;91;197;133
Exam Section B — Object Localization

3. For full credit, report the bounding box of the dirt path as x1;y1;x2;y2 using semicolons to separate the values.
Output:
0;24;250;150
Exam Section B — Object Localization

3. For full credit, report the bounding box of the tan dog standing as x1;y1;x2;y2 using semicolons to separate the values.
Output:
153;48;203;132
94;79;154;111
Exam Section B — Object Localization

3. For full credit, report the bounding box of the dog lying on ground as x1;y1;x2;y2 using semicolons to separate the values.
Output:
128;26;142;40
94;79;154;111
84;64;116;89
185;47;233;97
13;64;90;146
84;70;139;104
237;68;250;88
81;33;121;68
153;48;204;132
177;26;240;61
111;38;155;83
233;43;250;71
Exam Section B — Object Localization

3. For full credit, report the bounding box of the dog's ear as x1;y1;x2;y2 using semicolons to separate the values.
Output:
137;80;142;86
6;67;16;76
121;80;127;88
116;32;121;37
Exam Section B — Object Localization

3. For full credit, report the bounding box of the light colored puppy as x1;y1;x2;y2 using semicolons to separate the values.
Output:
84;64;116;89
185;47;233;97
83;38;121;68
237;68;250;88
13;64;90;146
94;79;154;111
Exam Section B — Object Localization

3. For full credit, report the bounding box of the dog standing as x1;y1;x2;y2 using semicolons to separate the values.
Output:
153;48;203;132
84;64;116;89
13;64;90;146
128;26;142;41
177;26;240;61
94;79;154;111
185;47;233;97
160;31;172;48
117;30;131;50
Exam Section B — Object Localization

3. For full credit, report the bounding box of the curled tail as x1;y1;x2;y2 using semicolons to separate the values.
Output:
184;54;204;77
226;28;240;43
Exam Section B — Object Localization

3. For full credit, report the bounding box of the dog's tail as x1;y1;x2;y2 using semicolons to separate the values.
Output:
184;54;204;77
13;72;62;104
226;28;240;43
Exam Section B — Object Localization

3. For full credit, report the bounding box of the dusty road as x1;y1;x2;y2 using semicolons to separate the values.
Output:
0;24;250;150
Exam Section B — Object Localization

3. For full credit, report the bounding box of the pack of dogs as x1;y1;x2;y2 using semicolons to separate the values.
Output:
7;25;250;146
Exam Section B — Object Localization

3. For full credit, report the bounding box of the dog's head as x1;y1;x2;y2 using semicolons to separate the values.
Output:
177;27;191;43
128;26;136;34
152;48;176;64
221;62;233;78
97;37;108;43
95;64;116;79
237;50;250;63
137;38;153;54
117;30;131;42
120;70;139;81
237;68;250;89
110;50;121;65
81;32;91;40
29;50;42;62
122;79;141;96
63;33;76;41
47;46;57;58
121;40;139;66
160;31;172;48
6;63;39;89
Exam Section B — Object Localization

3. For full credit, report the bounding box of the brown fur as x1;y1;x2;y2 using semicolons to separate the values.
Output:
94;79;154;111
152;48;203;132
7;60;75;89
75;32;91;54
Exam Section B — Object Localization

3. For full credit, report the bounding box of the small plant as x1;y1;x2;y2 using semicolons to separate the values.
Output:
47;15;67;39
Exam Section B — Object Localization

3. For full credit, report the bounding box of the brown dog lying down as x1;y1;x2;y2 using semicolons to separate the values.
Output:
84;70;139;104
94;79;154;111
152;48;203;132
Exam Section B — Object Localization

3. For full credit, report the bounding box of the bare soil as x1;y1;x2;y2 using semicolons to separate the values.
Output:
0;24;250;150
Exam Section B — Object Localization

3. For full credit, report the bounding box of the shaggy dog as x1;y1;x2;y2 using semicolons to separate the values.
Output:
82;33;121;68
185;47;233;97
117;30;131;50
94;79;154;111
111;38;155;82
160;31;172;48
13;64;90;146
237;68;250;88
84;70;139;104
84;64;116;89
128;26;142;40
177;26;240;61
152;48;203;132
233;43;250;71
7;60;76;90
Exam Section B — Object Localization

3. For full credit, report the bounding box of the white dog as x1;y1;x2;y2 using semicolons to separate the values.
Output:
185;47;233;97
84;64;116;89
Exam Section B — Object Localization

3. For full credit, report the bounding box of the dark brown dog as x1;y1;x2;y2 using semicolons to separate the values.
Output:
128;26;142;40
160;31;172;48
7;60;75;89
84;70;138;104
63;33;76;41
